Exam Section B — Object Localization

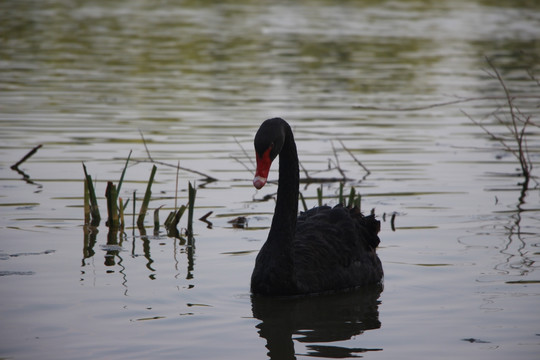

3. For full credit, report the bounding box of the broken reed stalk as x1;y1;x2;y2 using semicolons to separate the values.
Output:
105;181;119;228
84;178;90;224
82;163;101;225
137;130;217;182
390;212;396;231
338;182;344;205
137;165;157;227
154;206;162;234
175;160;180;212
164;205;187;229
199;211;212;222
10;144;42;170
132;190;136;231
175;205;187;226
234;136;255;169
331;140;347;180
187;182;196;236
116;150;132;203
299;192;308;212
338;140;371;177
347;187;356;208
118;197;125;231
317;185;323;207
139;129;153;162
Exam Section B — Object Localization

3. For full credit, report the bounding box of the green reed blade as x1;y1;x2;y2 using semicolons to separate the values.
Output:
105;181;119;228
153;206;161;233
299;191;308;212
347;187;356;208
132;190;136;231
118;197;125;231
317;185;323;207
82;162;100;224
122;198;130;211
187;182;196;235
116;150;132;202
164;211;174;228
84;177;90;225
174;205;187;227
355;193;361;210
137;165;157;227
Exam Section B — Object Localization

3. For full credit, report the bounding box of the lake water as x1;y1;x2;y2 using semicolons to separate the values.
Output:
1;1;539;359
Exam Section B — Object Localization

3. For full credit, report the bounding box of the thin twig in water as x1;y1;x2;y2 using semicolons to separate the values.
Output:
139;129;153;162
463;57;536;186
136;130;217;182
352;95;540;112
140;159;217;182
175;160;180;212
11;144;42;170
231;155;254;175
299;159;312;181
234;137;255;169
338;140;371;177
331;140;347;180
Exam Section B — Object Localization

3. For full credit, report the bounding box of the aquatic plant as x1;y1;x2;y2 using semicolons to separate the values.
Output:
83;163;101;226
463;57;537;189
136;164;157;228
186;181;197;236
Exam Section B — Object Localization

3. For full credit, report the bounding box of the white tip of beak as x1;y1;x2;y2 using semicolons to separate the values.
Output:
253;176;267;189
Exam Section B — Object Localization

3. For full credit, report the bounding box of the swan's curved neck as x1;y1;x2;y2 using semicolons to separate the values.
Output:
268;124;299;244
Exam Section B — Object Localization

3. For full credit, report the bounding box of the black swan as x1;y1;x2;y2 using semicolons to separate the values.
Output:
251;118;383;296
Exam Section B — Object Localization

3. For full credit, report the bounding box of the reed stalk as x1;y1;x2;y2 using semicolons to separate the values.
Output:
354;192;361;210
118;197;125;231
317;185;323;207
82;163;100;225
10;144;42;170
84;178;90;224
299;192;308;212
187;182;196;235
347;187;356;208
132;190;136;231
175;160;180;212
164;211;175;228
338;182;344;205
105;181;119;228
153;206;161;235
137;165;157;227
165;205;187;238
116;150;132;203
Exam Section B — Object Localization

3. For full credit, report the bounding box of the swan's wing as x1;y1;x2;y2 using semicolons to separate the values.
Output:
293;205;382;293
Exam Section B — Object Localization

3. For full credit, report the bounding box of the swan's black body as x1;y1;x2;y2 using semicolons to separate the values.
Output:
251;118;383;296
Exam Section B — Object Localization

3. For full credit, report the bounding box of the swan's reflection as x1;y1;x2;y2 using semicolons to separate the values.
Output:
251;283;383;359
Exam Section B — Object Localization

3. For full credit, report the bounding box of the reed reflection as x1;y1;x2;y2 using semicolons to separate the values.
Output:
495;180;537;278
251;283;383;359
81;225;196;284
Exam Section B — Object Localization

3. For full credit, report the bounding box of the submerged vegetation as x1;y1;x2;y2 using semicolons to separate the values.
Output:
82;156;197;239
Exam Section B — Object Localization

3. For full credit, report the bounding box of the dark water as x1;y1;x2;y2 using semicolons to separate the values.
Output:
1;1;539;359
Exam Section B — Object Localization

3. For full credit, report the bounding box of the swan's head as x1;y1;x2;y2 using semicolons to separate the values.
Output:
253;118;286;189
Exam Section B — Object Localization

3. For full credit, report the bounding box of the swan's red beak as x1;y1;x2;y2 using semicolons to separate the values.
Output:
253;147;272;189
